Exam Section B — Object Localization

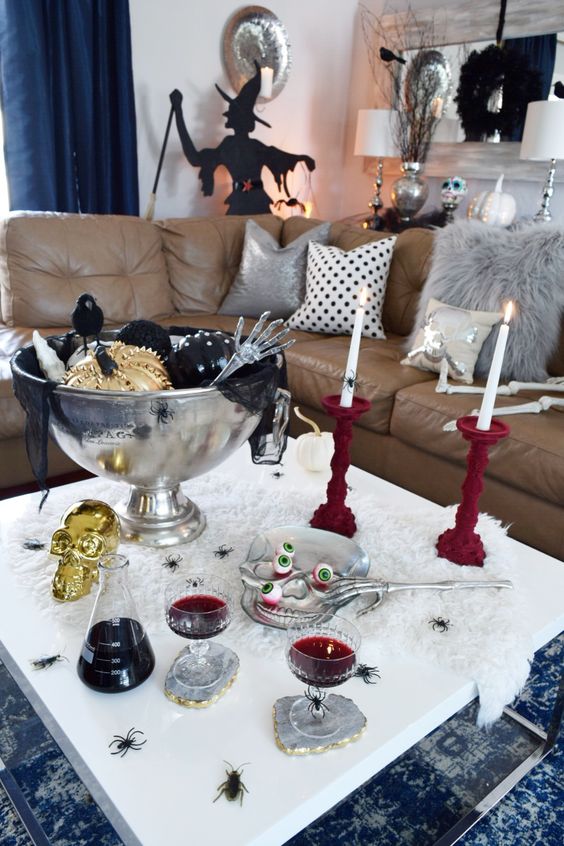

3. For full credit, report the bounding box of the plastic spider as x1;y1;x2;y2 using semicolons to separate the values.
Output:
150;400;174;424
186;576;204;589
342;370;357;391
429;617;451;633
273;197;306;214
355;663;381;684
30;654;68;670
23;538;46;550
108;728;146;758
162;553;183;571
304;686;328;719
214;545;234;559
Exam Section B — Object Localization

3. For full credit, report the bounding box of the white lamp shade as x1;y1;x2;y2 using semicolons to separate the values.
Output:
520;101;564;161
354;109;397;157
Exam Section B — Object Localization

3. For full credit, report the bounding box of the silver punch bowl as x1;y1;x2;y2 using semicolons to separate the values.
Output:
12;334;279;547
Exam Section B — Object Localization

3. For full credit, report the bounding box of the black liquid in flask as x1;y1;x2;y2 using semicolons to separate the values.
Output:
77;553;155;693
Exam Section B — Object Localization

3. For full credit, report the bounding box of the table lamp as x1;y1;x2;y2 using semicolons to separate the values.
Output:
520;100;564;223
354;109;396;229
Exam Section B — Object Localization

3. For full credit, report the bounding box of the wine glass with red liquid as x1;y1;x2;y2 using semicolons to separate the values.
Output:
286;616;360;739
165;575;232;689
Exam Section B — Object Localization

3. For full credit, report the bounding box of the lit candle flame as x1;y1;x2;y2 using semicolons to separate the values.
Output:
359;287;368;308
503;301;513;324
303;201;313;219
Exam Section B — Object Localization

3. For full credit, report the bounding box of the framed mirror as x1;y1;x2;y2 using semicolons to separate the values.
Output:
369;0;564;181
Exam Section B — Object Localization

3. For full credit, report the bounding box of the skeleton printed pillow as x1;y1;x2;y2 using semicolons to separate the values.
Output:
402;298;500;384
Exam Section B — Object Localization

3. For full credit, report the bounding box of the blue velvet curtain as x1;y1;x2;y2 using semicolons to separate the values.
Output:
0;0;139;214
504;33;558;141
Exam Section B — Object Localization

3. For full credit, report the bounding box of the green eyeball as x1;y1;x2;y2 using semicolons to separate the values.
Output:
260;581;282;606
313;562;334;585
273;553;293;575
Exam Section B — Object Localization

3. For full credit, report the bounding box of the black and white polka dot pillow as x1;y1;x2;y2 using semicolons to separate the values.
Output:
287;237;397;338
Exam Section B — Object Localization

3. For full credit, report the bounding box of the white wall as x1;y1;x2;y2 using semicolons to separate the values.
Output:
130;0;564;224
130;0;358;221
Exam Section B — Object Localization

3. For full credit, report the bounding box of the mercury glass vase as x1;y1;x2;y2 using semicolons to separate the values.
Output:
390;162;429;222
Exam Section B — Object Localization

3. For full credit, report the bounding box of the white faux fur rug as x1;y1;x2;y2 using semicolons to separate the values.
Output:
4;472;533;726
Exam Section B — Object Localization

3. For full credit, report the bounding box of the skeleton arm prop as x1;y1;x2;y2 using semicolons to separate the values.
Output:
443;395;564;431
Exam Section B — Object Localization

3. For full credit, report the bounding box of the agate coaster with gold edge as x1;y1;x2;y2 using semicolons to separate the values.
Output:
273;694;366;754
164;644;239;708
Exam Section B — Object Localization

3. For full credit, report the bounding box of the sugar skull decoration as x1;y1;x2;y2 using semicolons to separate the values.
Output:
50;500;121;602
440;176;468;223
440;176;467;205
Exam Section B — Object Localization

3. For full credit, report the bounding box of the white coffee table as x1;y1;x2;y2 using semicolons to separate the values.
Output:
1;441;563;846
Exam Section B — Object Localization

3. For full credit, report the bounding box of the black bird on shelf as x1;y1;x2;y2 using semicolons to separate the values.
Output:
554;81;564;99
71;293;105;354
379;46;406;65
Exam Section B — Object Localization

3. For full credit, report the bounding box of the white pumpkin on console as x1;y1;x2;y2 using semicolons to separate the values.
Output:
467;174;516;226
294;407;333;472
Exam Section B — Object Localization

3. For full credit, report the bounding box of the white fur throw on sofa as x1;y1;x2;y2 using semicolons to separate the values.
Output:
408;220;564;382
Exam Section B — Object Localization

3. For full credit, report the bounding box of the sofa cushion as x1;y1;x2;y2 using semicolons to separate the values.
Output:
158;215;283;315
0;356;25;439
0;212;172;328
285;334;435;435
390;380;564;507
281;218;435;338
402;297;501;384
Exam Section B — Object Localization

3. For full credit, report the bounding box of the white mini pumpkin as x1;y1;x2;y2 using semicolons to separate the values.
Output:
294;407;333;472
467;174;516;226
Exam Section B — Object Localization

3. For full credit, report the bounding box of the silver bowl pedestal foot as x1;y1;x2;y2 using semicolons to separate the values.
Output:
115;484;206;547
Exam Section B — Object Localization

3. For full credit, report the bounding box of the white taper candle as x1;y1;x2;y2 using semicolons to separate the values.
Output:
476;302;513;430
340;287;368;407
260;67;273;99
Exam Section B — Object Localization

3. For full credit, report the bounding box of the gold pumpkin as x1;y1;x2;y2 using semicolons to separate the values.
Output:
63;342;172;391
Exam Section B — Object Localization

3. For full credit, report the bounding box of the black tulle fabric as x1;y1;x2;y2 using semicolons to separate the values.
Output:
11;328;288;507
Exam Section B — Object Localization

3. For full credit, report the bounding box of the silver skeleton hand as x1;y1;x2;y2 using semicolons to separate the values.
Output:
211;311;295;385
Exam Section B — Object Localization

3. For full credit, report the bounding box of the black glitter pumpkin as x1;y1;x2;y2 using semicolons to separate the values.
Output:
116;320;172;360
167;330;235;388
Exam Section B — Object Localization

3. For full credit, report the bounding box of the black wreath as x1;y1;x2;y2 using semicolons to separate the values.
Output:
455;44;542;141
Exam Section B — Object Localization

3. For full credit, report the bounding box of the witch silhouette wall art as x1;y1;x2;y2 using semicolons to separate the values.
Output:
169;62;315;215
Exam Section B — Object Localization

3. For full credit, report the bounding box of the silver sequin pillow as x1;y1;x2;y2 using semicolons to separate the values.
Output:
402;298;501;383
287;237;396;338
219;219;331;319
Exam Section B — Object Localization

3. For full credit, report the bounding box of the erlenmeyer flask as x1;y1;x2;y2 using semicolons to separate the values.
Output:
77;553;155;692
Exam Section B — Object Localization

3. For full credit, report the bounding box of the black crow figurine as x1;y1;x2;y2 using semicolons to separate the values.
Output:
71;293;105;354
554;81;564;99
379;46;406;65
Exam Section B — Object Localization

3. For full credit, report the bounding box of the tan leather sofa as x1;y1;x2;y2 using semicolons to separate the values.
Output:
1;211;563;561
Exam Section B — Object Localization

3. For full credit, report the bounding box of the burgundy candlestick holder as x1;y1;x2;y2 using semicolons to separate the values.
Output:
436;415;510;567
310;394;371;538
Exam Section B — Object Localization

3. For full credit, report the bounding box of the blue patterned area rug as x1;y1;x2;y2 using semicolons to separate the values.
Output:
0;634;562;846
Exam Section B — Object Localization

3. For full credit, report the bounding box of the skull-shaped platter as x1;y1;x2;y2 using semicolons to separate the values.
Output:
240;525;370;629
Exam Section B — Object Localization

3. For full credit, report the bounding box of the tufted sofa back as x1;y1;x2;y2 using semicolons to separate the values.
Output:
156;214;283;314
0;212;434;341
0;212;172;327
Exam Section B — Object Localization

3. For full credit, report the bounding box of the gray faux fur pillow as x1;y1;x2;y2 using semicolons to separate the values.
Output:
408;220;564;381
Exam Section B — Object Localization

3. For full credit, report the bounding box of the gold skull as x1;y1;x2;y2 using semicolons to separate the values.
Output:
50;500;121;602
